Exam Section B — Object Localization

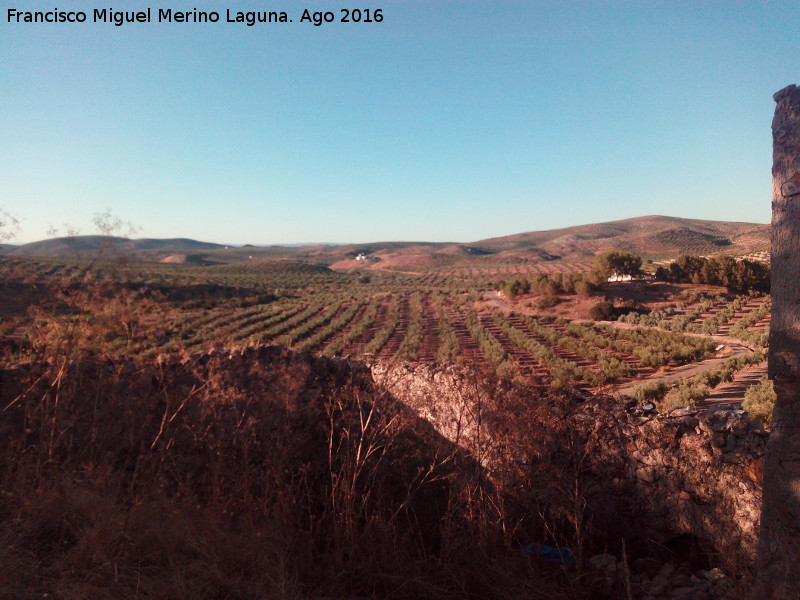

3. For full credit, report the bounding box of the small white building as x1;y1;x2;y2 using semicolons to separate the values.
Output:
607;272;655;282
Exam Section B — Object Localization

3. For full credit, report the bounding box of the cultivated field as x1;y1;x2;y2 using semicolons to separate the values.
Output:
0;253;771;410
0;229;776;599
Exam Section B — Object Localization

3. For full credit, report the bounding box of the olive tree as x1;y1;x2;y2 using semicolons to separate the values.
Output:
592;249;642;280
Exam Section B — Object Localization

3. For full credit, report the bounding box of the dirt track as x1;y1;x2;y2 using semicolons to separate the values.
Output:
486;291;764;406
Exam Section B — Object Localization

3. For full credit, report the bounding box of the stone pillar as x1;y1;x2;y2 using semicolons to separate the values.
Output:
758;84;800;598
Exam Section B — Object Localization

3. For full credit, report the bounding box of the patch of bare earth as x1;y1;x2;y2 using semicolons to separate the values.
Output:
702;361;768;408
160;254;187;263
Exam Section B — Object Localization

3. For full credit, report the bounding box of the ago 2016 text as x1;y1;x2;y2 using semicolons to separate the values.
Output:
300;9;383;27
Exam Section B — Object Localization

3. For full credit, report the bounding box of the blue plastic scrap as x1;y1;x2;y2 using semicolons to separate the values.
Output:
523;543;578;568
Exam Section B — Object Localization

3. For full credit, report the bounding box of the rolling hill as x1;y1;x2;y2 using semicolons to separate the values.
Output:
0;215;770;269
2;236;226;258
474;216;769;261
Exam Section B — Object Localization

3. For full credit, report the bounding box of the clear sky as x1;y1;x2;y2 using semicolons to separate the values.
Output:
2;1;799;245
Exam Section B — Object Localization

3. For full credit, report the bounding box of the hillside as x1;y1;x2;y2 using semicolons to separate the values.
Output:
2;236;226;258
1;215;770;268
475;215;770;261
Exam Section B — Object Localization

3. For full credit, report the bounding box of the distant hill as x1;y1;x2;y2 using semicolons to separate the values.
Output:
2;236;226;258
0;216;770;268
474;216;769;262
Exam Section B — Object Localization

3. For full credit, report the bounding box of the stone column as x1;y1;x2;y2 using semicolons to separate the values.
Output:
758;84;800;598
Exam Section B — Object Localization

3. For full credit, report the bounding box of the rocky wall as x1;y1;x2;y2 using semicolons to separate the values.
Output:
373;362;767;572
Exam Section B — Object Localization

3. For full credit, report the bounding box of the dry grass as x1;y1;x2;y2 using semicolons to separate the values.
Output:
0;282;597;600
1;275;705;599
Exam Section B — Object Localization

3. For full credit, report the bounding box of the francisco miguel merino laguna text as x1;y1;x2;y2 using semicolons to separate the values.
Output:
6;7;385;27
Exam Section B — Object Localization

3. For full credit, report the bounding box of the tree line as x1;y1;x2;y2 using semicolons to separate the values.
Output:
655;254;769;291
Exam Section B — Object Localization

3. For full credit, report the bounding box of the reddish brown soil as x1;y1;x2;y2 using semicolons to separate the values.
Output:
477;313;547;383
318;302;370;354
377;297;410;359
343;299;391;356
701;361;768;408
716;298;768;336
690;301;728;326
416;296;441;363
446;309;490;370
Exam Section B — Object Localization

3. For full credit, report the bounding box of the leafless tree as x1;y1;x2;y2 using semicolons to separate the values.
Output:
0;207;20;243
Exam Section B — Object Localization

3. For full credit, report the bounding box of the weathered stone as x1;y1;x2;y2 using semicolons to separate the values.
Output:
701;567;726;582
759;83;800;599
375;362;765;575
721;452;744;464
745;458;763;483
710;420;728;433
633;449;659;466
669;407;693;417
728;419;749;436
671;572;692;587
636;466;658;482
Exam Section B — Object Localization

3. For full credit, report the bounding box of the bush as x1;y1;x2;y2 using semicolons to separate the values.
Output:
660;380;709;410
536;295;561;310
574;279;595;297
589;301;616;321
743;375;776;429
626;380;668;404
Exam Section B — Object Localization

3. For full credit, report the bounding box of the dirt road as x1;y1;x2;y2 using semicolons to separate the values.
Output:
485;291;759;402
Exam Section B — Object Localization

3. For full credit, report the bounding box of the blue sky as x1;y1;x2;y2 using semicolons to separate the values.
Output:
2;1;799;244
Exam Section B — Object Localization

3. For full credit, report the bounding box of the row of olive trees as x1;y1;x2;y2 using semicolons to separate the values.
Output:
491;311;591;388
178;302;297;350
275;302;347;348
295;300;366;353
593;323;715;367
393;293;425;362
626;351;765;411
323;300;381;357
495;272;596;299
516;314;633;382
463;310;518;379
729;296;771;348
691;294;757;335
363;295;401;355
432;292;461;363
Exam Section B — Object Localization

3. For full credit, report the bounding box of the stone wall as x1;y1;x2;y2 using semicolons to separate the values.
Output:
595;403;765;571
374;362;767;572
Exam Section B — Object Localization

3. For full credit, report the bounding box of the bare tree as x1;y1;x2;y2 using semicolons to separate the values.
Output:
758;83;800;598
0;207;20;243
91;209;139;256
